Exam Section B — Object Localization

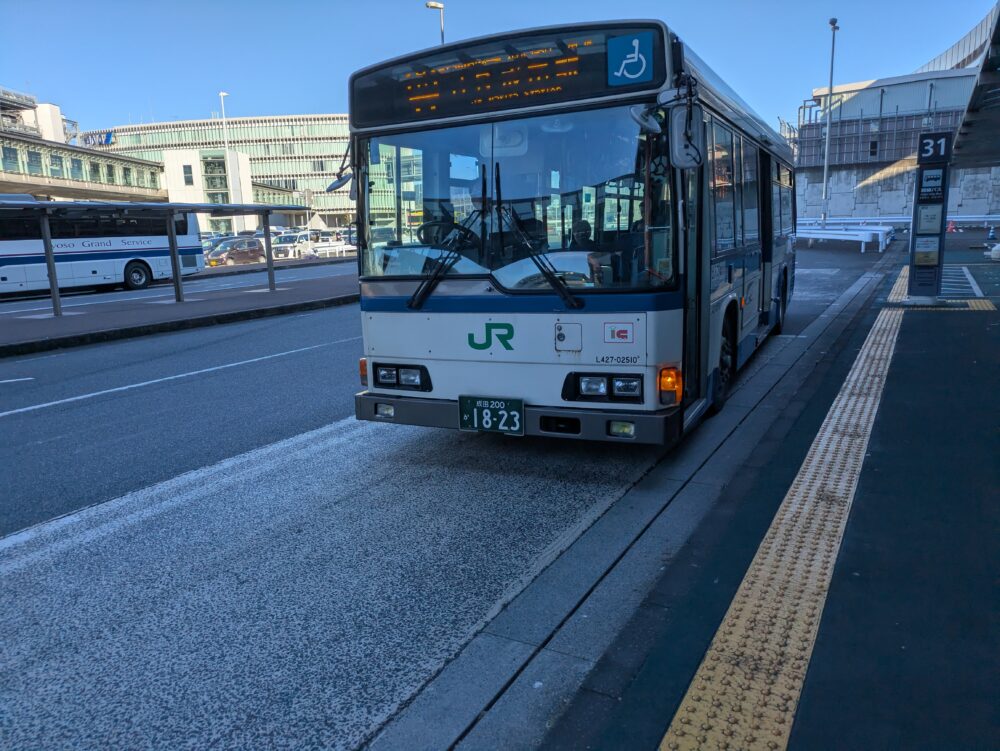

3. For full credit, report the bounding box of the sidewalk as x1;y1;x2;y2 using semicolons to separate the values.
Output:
541;264;998;750
194;254;355;279
0;274;359;357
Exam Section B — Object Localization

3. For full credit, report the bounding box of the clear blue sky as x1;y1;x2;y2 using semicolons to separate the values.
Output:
2;0;994;132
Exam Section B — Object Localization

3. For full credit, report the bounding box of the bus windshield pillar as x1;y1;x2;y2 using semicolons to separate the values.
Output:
39;210;62;317
261;211;276;292
165;211;185;303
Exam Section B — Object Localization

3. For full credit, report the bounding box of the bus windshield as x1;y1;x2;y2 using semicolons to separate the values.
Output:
361;105;675;292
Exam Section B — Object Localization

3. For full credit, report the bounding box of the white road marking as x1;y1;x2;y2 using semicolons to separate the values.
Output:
0;336;361;420
962;266;984;297
0;415;365;565
0;378;34;384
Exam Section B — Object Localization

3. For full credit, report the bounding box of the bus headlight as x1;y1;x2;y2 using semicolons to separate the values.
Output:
371;363;433;391
579;376;608;396
398;368;422;387
612;377;642;397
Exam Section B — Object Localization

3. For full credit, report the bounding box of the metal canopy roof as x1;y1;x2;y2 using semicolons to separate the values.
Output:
0;199;306;218
952;8;1000;168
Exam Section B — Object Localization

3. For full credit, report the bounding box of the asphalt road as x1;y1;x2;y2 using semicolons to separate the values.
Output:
0;243;894;749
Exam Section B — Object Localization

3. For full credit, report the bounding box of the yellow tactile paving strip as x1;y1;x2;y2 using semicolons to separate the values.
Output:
660;308;905;751
886;265;996;310
887;265;909;303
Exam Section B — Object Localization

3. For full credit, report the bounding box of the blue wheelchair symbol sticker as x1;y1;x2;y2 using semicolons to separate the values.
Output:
608;32;654;86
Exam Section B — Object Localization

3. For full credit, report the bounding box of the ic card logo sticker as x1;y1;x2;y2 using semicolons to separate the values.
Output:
604;322;634;343
468;322;514;351
608;32;654;86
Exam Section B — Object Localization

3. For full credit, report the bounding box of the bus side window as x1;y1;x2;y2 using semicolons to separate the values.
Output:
710;121;735;255
772;183;782;238
742;141;759;244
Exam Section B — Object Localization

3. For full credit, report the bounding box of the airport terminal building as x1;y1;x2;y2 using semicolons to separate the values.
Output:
79;114;351;228
1;86;166;202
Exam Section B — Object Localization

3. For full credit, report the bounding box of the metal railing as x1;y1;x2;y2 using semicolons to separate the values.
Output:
797;214;999;227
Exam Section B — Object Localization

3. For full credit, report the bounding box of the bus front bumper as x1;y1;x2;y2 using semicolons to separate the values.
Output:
355;392;683;445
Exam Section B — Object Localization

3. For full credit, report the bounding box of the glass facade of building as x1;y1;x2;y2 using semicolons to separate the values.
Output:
80;115;351;224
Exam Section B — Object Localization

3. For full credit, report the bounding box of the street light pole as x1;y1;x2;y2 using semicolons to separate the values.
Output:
219;91;236;232
820;18;839;229
426;2;444;45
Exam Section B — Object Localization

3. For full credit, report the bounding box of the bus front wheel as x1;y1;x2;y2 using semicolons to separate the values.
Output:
123;261;151;290
709;314;736;415
773;273;788;335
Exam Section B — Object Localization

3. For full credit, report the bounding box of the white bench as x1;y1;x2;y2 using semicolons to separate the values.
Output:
796;221;895;251
794;228;884;253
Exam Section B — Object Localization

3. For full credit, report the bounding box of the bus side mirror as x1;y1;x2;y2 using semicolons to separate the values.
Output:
669;104;705;169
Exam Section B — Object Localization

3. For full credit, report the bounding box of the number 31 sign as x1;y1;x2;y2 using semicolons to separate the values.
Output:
917;132;952;165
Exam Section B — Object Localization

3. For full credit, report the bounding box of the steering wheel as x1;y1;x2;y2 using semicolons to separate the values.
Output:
416;221;479;247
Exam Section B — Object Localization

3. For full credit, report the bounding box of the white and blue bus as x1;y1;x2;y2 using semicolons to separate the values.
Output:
349;21;795;444
0;202;203;293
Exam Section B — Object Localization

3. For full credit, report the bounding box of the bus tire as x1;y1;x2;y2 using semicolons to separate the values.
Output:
123;260;151;290
773;272;788;335
708;311;737;415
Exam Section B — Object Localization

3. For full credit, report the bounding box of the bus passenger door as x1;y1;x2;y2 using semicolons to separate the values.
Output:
740;140;764;335
681;166;705;406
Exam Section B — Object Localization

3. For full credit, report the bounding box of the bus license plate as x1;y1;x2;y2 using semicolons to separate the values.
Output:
459;396;524;436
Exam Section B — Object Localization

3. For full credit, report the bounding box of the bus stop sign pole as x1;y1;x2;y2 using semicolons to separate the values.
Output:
907;131;952;299
39;210;62;317
165;211;185;303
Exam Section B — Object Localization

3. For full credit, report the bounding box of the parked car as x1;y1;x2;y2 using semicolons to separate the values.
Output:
201;235;237;253
272;231;317;259
207;238;267;266
236;230;256;237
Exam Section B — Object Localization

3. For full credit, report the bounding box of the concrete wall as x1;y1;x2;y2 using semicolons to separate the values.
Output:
796;163;1000;221
21;104;67;143
162;149;259;232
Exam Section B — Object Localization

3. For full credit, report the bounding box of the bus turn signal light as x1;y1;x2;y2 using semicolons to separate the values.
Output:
359;357;368;387
659;367;682;406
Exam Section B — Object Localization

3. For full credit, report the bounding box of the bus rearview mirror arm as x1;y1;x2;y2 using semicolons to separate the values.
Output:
668;104;704;169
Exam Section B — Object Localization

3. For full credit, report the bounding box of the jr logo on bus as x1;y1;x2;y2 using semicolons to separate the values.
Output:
468;323;514;351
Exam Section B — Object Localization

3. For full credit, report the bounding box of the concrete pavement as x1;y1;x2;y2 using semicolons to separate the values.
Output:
540;241;999;750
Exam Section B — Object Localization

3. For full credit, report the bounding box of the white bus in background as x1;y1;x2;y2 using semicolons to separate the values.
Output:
0;203;203;293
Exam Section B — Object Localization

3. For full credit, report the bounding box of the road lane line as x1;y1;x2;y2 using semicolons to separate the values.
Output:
660;307;905;751
961;266;984;297
0;336;361;419
0;416;366;568
0;291;175;315
0;378;35;384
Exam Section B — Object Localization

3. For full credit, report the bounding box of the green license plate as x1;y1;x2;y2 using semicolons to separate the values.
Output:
459;396;524;436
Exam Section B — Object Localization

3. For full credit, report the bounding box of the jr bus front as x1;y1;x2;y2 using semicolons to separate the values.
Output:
348;21;792;444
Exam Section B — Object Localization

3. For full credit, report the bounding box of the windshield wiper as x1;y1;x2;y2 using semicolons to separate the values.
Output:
406;246;462;310
408;165;488;310
495;163;582;310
